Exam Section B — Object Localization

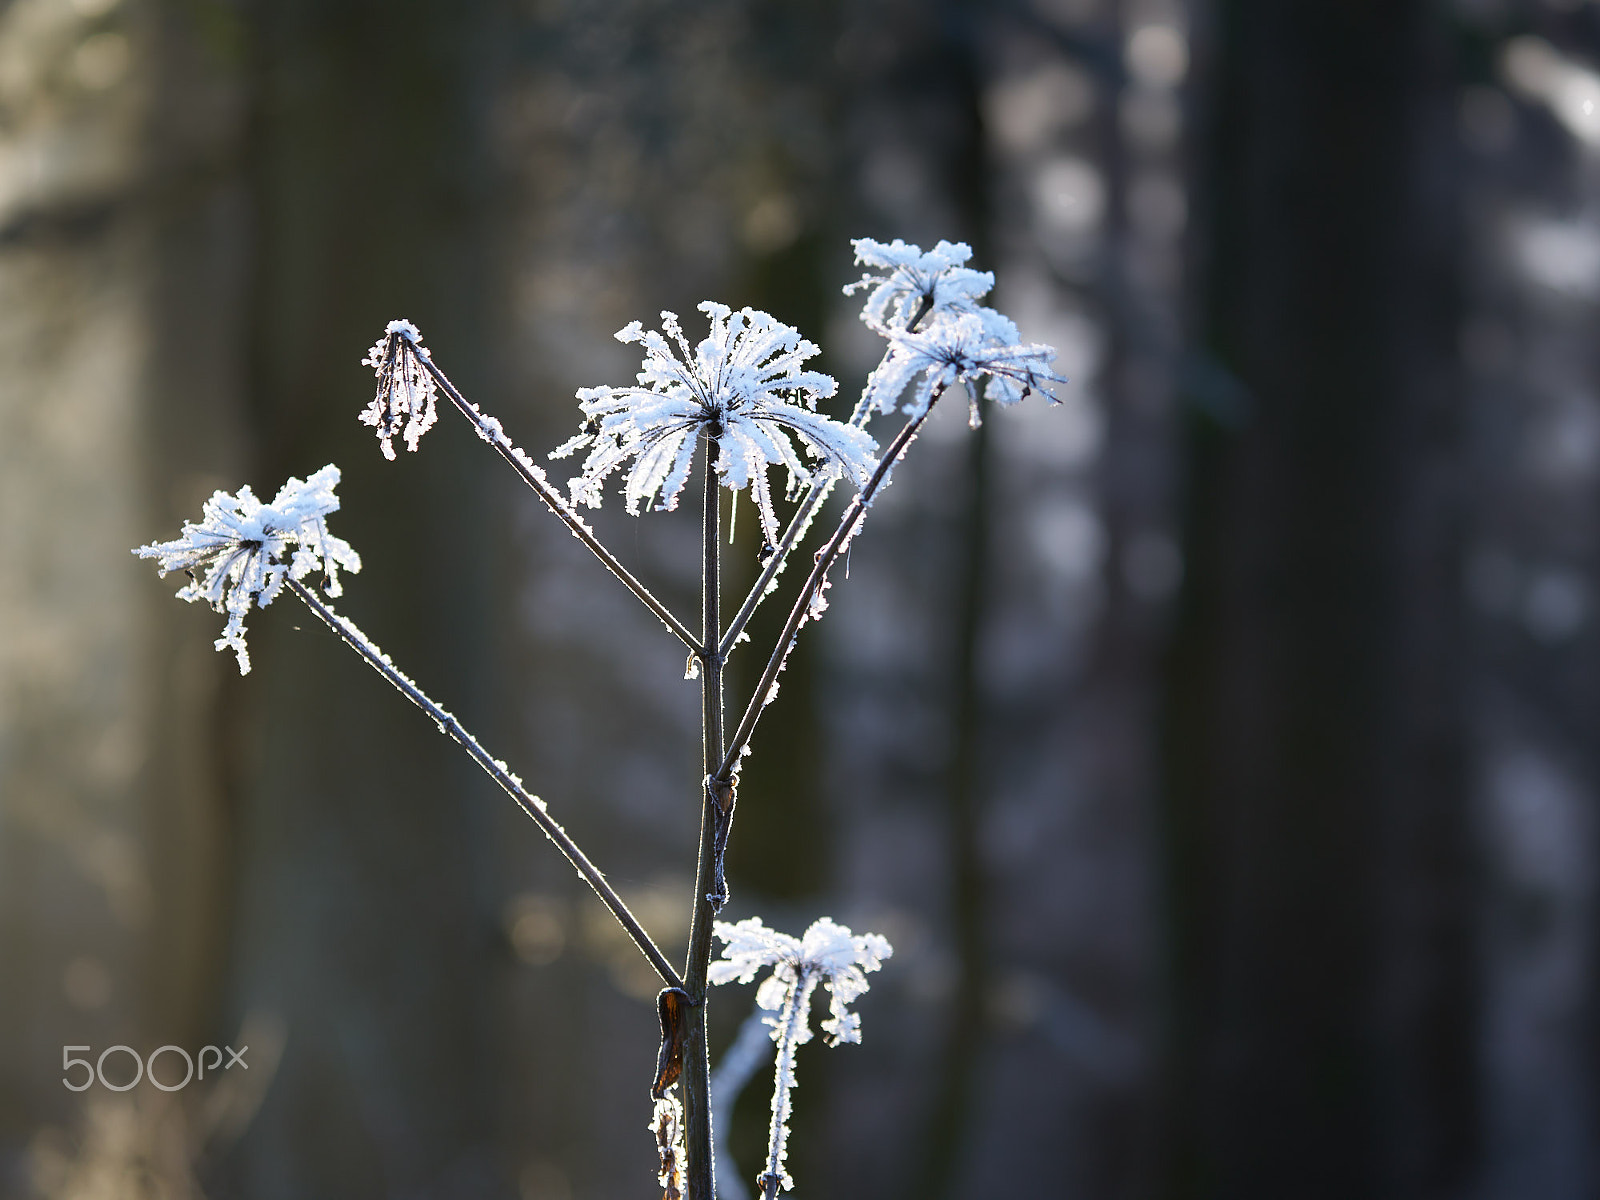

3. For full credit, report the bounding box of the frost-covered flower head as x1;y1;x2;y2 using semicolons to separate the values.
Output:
710;915;892;1047
845;237;996;332
361;319;438;460
552;303;878;543
865;310;1068;425
133;465;360;674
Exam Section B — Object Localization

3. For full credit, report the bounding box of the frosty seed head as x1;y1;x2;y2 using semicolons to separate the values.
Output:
844;237;1068;425
361;318;439;459
710;914;892;1047
133;465;361;674
863;309;1068;424
552;302;878;543
845;237;997;333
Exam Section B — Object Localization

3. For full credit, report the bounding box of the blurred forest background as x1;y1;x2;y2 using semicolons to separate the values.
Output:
2;0;1598;1197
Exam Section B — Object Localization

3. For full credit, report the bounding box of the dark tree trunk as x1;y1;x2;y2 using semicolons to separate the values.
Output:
1163;4;1472;1197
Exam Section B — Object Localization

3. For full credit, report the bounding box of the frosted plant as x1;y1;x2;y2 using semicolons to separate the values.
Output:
135;234;1063;1200
133;465;359;674
864;309;1068;425
845;236;996;334
361;318;439;459
551;302;878;543
710;917;892;1198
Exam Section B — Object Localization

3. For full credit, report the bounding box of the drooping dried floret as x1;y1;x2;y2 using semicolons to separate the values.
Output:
553;303;878;542
133;465;360;674
361;319;438;459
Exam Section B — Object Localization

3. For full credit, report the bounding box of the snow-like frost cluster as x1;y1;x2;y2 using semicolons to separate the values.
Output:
712;915;892;1047
866;311;1068;423
847;238;1067;425
553;303;879;542
845;237;996;332
711;916;891;1195
133;465;360;674
361;318;438;459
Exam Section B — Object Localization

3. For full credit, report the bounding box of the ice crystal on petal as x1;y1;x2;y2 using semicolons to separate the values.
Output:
361;318;438;459
553;303;878;542
864;310;1068;422
133;465;360;674
845;237;996;332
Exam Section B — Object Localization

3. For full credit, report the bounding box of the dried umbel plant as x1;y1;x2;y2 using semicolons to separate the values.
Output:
135;236;1064;1198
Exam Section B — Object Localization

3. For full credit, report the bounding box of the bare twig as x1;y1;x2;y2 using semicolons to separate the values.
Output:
285;577;686;992
718;475;837;659
405;343;701;653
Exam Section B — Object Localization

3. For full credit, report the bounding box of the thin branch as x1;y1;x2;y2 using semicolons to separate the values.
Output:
718;302;936;660
759;969;822;1200
285;577;686;992
717;395;940;783
718;475;837;659
404;342;701;653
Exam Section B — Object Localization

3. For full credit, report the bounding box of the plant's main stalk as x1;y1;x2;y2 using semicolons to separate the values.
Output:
683;433;727;1200
285;578;686;992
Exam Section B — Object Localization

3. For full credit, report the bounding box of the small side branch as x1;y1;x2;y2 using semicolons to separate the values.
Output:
717;397;939;782
718;474;837;659
406;344;701;653
286;578;686;993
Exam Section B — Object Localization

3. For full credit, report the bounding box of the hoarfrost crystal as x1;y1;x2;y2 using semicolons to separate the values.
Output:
553;303;879;542
361;318;438;459
133;465;360;674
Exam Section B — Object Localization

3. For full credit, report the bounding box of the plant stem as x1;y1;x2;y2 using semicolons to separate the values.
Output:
285;577;685;992
760;969;821;1200
684;433;725;1200
406;341;701;651
718;302;935;662
717;394;941;783
719;475;837;660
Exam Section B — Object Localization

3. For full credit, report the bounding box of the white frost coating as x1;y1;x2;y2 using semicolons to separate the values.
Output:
650;1093;687;1200
361;319;439;458
710;916;892;1195
845;237;996;335
844;237;1068;425
552;303;880;543
865;310;1067;422
133;465;360;674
